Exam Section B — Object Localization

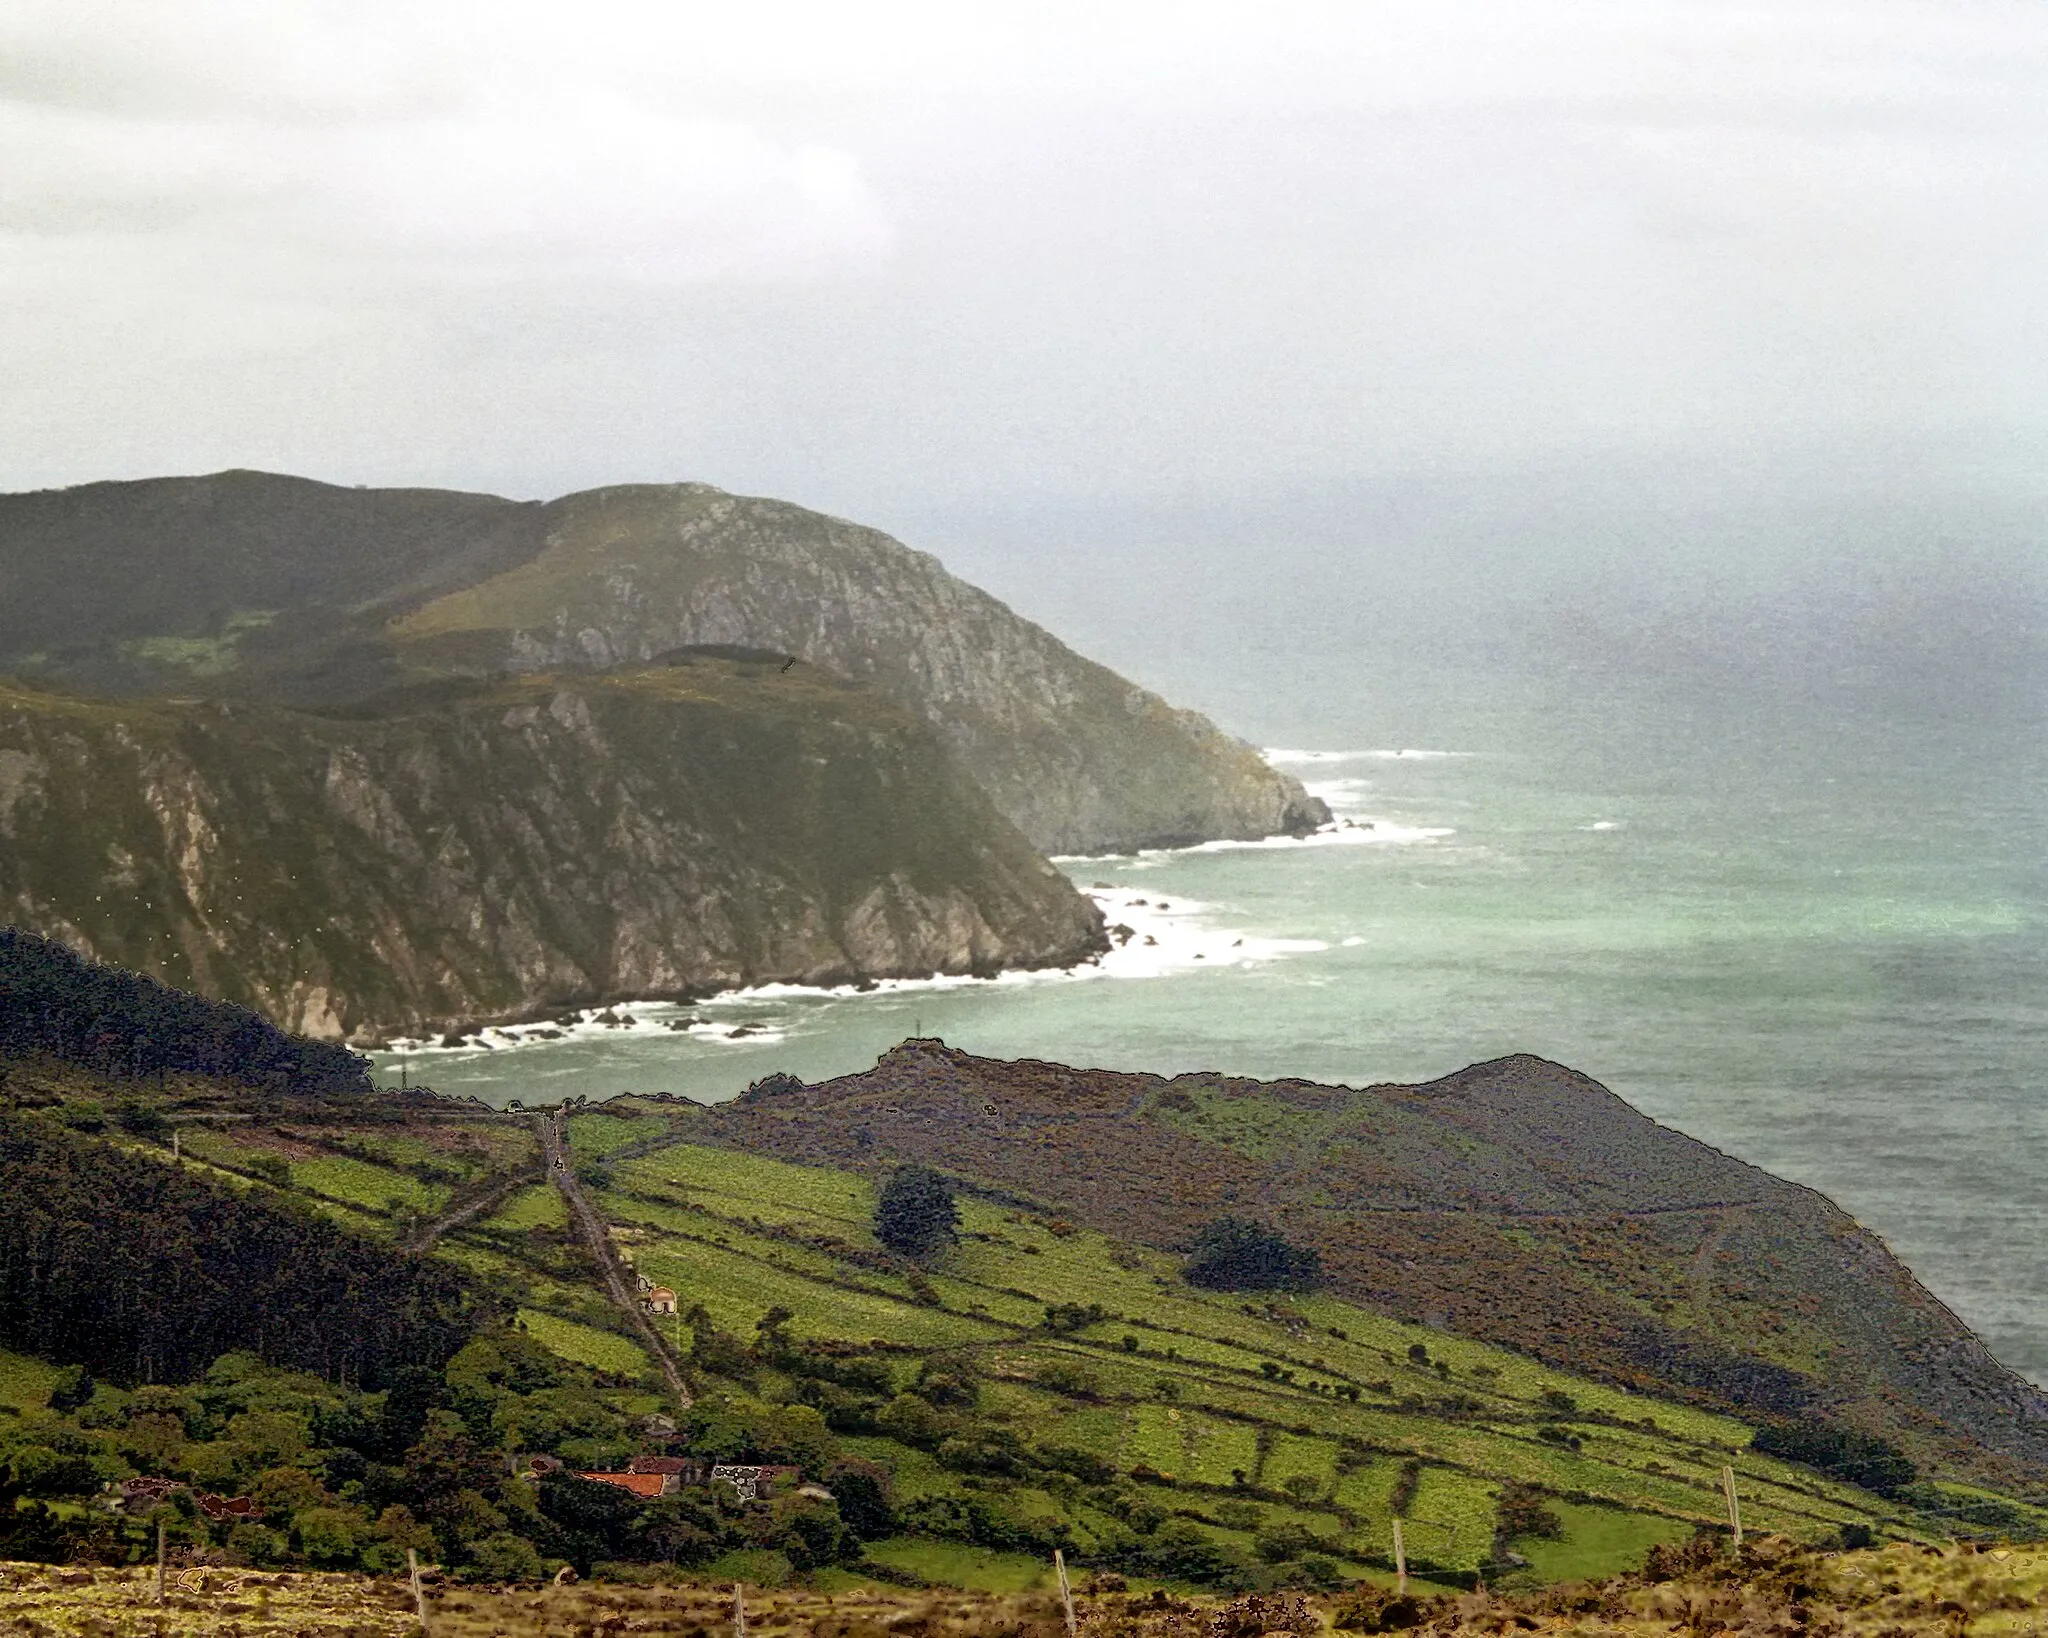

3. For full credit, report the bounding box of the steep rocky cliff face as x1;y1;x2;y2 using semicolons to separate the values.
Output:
390;485;1328;854
0;472;1326;855
0;656;1104;1041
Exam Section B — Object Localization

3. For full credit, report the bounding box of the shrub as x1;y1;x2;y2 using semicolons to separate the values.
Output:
874;1167;960;1258
1184;1219;1322;1292
824;1458;894;1539
1751;1420;1916;1497
466;1530;545;1583
1494;1482;1563;1543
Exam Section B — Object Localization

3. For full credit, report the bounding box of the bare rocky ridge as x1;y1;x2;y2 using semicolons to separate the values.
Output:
709;1043;2048;1490
0;658;1105;1041
0;471;1328;856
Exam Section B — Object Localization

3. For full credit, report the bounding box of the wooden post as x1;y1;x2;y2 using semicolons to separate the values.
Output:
155;1518;167;1605
408;1547;430;1634
1392;1517;1407;1594
1053;1548;1078;1637
733;1582;747;1638
1720;1466;1743;1547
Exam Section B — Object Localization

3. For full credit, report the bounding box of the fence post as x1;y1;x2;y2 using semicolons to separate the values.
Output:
734;1582;747;1638
155;1518;166;1605
1392;1517;1407;1595
408;1547;430;1634
1053;1548;1078;1636
1720;1467;1743;1547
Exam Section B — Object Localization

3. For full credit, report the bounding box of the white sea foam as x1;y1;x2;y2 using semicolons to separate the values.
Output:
386;883;1331;1058
1265;747;1475;764
387;747;1450;1060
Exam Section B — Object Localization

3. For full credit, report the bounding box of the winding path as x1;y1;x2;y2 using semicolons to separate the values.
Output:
537;1111;694;1410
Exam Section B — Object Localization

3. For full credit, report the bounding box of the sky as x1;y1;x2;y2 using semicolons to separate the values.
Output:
3;1;2047;591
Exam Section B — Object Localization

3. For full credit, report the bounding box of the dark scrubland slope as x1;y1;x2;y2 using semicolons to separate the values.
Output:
707;1044;2048;1489
0;471;1324;854
0;654;1103;1041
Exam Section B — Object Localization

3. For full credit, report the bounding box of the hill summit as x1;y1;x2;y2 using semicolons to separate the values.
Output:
0;471;1326;856
706;1043;2048;1490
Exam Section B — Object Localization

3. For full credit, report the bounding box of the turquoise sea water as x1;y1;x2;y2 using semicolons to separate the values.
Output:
389;650;2048;1388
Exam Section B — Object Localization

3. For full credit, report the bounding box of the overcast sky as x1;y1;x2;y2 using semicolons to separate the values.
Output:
4;0;2046;537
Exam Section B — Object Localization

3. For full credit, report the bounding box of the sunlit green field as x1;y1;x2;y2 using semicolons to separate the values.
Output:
422;1130;1950;1592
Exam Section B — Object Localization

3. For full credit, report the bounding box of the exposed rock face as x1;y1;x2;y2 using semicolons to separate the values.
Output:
0;472;1327;856
392;485;1329;854
711;1043;2048;1489
0;658;1105;1041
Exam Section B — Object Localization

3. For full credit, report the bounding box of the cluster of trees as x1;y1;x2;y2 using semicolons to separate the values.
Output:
0;1334;871;1580
1184;1218;1323;1292
0;1113;487;1388
873;1166;960;1257
1750;1419;1917;1497
0;929;371;1091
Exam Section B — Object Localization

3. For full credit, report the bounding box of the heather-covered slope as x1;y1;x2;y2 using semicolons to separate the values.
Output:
0;472;1326;855
704;1044;2048;1490
0;655;1104;1040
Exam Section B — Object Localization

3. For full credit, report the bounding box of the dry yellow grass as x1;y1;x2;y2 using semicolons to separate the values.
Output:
3;1541;2044;1638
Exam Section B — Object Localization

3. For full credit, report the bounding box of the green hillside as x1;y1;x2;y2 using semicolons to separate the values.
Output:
6;1041;2045;1595
112;1083;2033;1592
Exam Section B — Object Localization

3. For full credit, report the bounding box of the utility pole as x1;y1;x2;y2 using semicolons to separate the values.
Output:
1392;1517;1407;1595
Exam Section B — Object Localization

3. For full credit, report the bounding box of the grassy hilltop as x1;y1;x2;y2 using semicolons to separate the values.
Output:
0;470;1323;855
703;1044;2048;1495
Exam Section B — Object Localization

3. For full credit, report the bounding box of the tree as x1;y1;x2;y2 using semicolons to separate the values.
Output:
1182;1218;1322;1292
874;1167;959;1258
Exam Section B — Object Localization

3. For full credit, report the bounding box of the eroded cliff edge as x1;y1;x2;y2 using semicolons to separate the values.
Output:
0;655;1106;1041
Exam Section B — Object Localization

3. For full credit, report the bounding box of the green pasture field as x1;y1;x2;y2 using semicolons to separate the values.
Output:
1402;1466;1501;1574
565;1111;679;1157
615;1143;876;1230
632;1238;1001;1349
514;1309;651;1376
393;1112;1950;1594
861;1538;1057;1593
289;1153;447;1215
0;1348;62;1411
483;1183;568;1231
1506;1499;1693;1585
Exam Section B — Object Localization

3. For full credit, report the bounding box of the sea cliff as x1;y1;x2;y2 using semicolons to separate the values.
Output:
0;654;1105;1041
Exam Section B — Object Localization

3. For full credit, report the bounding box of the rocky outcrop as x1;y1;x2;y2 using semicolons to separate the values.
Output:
0;472;1328;856
0;656;1105;1041
391;484;1329;854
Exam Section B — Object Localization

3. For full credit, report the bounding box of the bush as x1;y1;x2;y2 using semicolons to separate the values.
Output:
1494;1482;1563;1543
824;1458;894;1539
1752;1420;1916;1497
874;1167;960;1258
1184;1219;1322;1292
466;1530;545;1583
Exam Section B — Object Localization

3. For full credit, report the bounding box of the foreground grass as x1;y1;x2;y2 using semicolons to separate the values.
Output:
6;1540;2046;1638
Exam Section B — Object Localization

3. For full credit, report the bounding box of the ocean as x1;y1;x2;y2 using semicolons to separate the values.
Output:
383;458;2048;1389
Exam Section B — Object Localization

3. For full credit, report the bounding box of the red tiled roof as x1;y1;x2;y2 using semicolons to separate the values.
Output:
575;1471;667;1498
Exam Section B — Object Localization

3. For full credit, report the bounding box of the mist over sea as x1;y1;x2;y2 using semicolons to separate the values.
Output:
392;448;2048;1389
